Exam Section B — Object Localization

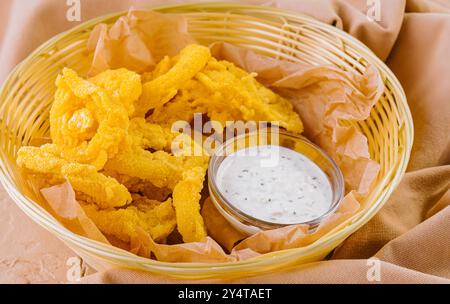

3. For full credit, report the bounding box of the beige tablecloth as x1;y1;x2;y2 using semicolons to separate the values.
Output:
0;0;449;284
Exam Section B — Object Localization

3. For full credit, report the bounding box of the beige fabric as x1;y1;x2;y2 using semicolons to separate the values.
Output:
0;0;449;283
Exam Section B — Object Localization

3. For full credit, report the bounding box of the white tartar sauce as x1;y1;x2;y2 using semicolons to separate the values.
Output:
216;145;332;224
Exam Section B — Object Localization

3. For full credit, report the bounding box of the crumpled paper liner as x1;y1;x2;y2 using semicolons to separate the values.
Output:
87;10;195;76
41;181;109;244
40;9;384;263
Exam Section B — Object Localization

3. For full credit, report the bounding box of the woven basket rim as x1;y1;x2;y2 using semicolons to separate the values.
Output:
0;2;414;272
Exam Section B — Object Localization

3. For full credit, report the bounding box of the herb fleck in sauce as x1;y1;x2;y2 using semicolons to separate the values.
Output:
216;145;332;224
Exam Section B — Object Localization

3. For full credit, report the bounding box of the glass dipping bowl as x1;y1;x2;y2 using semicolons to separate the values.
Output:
208;129;345;235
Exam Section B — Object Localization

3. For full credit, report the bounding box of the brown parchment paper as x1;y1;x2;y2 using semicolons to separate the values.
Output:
87;10;195;76
41;9;383;263
41;181;109;244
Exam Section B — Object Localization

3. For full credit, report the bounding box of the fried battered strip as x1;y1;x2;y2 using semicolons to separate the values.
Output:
104;172;172;202
141;55;172;83
135;44;211;116
50;68;130;170
17;145;131;209
172;166;207;243
82;198;176;243
104;149;183;190
147;80;209;127
89;68;142;116
198;59;304;133
129;118;171;151
105;118;209;190
148;57;304;134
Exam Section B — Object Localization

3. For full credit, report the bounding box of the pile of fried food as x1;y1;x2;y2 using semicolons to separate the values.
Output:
17;44;303;246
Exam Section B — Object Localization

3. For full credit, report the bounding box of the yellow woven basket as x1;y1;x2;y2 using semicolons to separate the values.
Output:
0;2;413;279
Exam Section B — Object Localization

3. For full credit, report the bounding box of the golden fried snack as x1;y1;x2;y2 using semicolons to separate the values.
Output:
128;118;172;151
135;44;211;116
105;172;172;202
141;55;172;83
147;56;303;133
105;149;183;189
17;145;131;208
130;117;207;154
172;166;208;243
81;198;176;243
89;68;142;116
145;45;303;148
131;193;165;210
105;117;208;190
50;68;130;169
104;117;183;189
147;80;209;127
197;59;304;133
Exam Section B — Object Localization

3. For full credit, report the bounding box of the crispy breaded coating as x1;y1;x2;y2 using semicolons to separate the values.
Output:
172;166;208;243
50;68;130;169
200;59;303;133
104;117;184;189
136;44;211;116
105;118;208;190
105;172;172;202
82;198;176;243
89;68;142;116
147;80;209;127
128;118;171;151
148;57;303;133
17;145;131;208
141;55;172;83
105;149;183;189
